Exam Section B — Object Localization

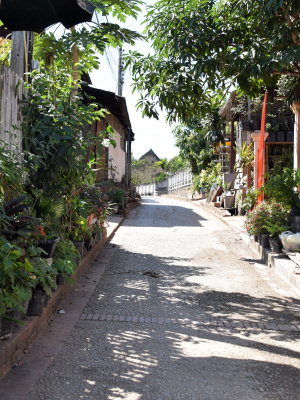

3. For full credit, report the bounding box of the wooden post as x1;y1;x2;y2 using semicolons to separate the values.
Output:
0;31;31;153
229;120;236;173
10;32;25;77
246;164;252;188
291;101;300;171
251;130;269;190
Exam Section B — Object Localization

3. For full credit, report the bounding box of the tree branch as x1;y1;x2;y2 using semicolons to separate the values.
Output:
273;70;300;77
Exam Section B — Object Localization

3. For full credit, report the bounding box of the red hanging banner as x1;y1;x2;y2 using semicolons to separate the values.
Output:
257;92;268;204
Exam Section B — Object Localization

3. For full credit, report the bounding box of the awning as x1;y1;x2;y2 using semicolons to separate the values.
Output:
0;0;95;33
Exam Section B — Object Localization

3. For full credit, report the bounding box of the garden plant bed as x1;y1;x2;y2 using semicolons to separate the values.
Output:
0;230;108;380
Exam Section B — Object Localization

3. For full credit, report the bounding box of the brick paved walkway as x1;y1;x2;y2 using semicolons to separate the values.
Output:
1;197;299;400
80;313;300;332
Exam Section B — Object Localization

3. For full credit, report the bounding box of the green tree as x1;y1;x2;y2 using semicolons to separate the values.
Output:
154;158;168;172
22;0;144;215
127;0;300;123
167;155;188;174
173;124;215;175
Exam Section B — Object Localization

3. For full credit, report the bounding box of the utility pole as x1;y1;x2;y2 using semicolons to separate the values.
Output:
117;47;124;96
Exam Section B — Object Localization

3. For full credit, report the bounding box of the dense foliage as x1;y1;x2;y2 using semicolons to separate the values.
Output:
245;201;291;236
127;0;300;123
0;1;142;321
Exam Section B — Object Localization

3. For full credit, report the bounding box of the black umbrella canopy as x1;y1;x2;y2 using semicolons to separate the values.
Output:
0;0;95;33
52;0;95;29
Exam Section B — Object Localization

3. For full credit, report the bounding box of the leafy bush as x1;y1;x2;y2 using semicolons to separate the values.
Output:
0;146;25;203
235;143;254;169
245;201;291;236
52;240;78;281
242;188;258;212
264;202;291;237
193;162;222;193
244;202;270;235
23;69;104;200
262;167;300;209
26;246;57;296
107;187;126;207
0;237;35;316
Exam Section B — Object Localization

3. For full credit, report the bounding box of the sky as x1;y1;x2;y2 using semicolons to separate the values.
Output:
89;1;179;161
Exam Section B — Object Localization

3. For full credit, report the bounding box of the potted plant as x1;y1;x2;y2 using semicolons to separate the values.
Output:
264;202;291;252
107;187;126;211
262;167;300;215
37;224;60;258
0;237;35;339
266;221;287;252
38;236;60;258
92;221;102;242
52;240;78;284
244;202;270;247
26;246;57;316
222;182;235;209
241;188;258;212
235;142;254;171
70;216;90;258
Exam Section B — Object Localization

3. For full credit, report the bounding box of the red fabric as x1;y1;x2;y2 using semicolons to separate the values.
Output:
257;92;268;204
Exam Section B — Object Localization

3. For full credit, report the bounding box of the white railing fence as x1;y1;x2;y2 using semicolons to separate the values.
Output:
167;170;192;192
136;182;157;196
136;170;192;196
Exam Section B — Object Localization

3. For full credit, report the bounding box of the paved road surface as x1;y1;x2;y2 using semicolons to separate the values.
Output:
1;197;300;400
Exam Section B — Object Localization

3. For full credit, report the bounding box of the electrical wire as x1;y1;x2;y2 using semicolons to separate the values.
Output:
105;49;118;82
106;48;118;66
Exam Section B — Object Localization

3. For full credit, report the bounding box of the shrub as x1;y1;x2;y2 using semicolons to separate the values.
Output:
245;201;291;236
52;240;78;281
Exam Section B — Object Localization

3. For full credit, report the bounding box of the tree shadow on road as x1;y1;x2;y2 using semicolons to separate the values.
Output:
85;245;300;329
31;321;300;400
29;243;300;400
125;199;207;228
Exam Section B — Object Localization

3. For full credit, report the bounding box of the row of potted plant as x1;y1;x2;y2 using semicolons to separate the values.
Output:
0;186;114;339
0;38;131;340
243;167;300;252
0;146;129;340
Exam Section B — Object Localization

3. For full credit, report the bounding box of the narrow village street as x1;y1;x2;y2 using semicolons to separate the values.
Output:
1;197;300;400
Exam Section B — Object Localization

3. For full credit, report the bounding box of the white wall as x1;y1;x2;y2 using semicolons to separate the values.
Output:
108;130;126;182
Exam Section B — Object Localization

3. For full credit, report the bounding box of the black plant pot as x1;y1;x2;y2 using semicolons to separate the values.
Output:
269;235;283;253
56;273;65;286
38;237;60;258
0;309;16;340
72;240;85;261
27;288;49;316
259;233;270;248
291;205;300;217
14;301;29;321
84;238;92;251
93;230;102;242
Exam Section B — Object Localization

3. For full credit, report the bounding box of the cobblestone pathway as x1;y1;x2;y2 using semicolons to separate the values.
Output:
1;197;300;400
